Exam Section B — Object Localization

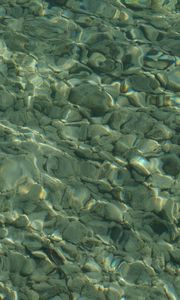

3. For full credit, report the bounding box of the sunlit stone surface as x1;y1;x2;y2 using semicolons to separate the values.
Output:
0;0;179;299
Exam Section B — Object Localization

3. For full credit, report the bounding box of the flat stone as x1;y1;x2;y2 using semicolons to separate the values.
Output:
62;220;89;244
69;83;113;115
91;201;123;222
166;67;180;91
128;74;160;92
149;173;174;189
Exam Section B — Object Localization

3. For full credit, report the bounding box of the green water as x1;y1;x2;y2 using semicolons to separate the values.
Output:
0;1;179;299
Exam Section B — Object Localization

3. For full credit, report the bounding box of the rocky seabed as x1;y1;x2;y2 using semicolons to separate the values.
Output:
0;0;179;299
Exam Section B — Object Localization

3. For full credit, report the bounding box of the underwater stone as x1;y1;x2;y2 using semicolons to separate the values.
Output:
149;173;174;189
23;288;39;300
170;248;180;264
22;233;42;251
62;220;89;244
146;122;173;141
52;81;70;105
8;251;27;273
67;183;90;210
88;52;106;68
124;0;151;8
162;154;180;176
91;201;123;223
130;156;151;176
136;139;161;155
166;67;180;92
108;109;131;130
128;74;160;92
122;46;144;72
0;0;179;298
0;89;14;111
140;24;160;41
0;154;39;192
46;0;67;6
0;227;8;239
69;83;113;115
122;261;155;285
13;214;30;228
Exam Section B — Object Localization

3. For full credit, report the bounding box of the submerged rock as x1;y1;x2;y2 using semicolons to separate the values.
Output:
0;0;179;299
69;82;113;115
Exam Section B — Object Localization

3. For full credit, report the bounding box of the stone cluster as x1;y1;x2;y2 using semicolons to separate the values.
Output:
0;0;179;299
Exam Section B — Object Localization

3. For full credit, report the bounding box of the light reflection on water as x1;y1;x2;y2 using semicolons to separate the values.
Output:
0;1;179;300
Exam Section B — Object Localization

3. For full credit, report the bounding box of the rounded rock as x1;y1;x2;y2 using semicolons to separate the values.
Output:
62;220;89;244
122;261;155;285
69;83;113;115
128;74;160;92
166;67;180;91
130;156;151;176
88;52;106;68
92;201;123;223
162;154;180;176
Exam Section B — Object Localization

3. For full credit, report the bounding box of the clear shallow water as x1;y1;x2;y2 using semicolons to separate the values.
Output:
0;1;179;299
